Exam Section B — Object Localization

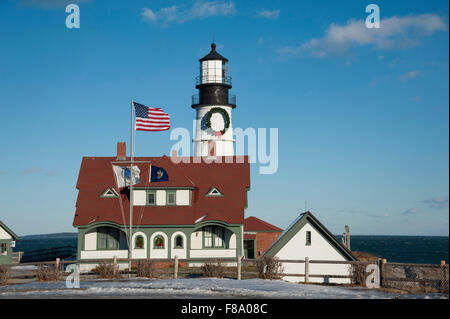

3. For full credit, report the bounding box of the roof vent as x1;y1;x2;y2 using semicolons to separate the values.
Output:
206;187;223;197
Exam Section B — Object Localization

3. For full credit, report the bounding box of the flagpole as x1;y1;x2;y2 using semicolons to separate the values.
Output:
129;99;134;278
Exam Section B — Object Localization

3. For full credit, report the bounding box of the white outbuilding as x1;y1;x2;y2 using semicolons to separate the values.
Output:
264;211;356;284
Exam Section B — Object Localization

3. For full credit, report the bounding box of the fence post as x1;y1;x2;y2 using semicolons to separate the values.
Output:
305;257;310;283
376;258;382;288
174;255;179;279
441;260;446;292
113;256;117;276
237;256;242;280
55;258;60;271
380;258;387;287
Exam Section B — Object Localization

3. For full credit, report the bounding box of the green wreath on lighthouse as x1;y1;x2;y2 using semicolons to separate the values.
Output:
205;107;230;137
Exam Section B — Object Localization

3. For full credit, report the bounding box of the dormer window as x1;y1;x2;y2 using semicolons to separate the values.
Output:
206;187;223;197
100;188;118;198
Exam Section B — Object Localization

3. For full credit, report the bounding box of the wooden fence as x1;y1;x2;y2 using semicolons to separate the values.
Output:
4;256;448;293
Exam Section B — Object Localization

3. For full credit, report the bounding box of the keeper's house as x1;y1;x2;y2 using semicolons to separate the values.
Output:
73;147;254;271
264;211;356;284
0;221;19;265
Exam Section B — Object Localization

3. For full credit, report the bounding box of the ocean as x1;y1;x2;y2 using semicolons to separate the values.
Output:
13;233;449;265
337;235;449;264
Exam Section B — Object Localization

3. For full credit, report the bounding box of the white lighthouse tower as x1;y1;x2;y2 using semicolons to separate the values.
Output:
192;43;236;157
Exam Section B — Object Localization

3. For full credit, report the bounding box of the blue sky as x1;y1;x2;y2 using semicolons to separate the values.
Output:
0;0;448;236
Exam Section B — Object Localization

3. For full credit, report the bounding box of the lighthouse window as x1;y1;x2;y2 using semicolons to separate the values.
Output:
222;62;227;83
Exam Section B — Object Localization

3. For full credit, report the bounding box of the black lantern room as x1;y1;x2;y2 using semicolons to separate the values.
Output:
192;43;236;108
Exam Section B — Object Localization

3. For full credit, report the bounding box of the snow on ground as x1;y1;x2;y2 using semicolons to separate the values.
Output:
0;278;447;299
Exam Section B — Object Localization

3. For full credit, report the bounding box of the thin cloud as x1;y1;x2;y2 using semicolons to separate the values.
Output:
278;13;447;58
399;70;420;81
0;170;7;176
142;8;157;22
16;167;59;177
45;169;59;177
256;10;280;20
403;208;420;215
17;167;42;175
142;0;236;27
339;209;370;215
339;209;389;218
367;213;390;218
422;196;449;210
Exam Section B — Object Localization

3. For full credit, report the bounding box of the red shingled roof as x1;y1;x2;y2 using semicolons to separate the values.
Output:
244;216;282;232
73;156;250;227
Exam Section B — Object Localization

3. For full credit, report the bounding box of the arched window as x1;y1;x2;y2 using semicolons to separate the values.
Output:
135;235;144;249
97;227;120;250
154;235;165;249
175;235;183;248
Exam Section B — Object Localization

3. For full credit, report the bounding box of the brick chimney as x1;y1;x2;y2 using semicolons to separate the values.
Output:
117;142;126;160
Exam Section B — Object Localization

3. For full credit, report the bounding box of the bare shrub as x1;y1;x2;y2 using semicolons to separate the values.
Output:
137;260;157;278
0;265;9;285
257;256;284;280
350;263;367;287
94;261;121;279
37;264;62;281
201;261;225;278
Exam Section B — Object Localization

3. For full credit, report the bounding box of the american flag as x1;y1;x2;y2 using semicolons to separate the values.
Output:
134;102;170;132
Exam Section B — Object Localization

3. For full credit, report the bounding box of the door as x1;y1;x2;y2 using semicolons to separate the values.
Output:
244;239;255;259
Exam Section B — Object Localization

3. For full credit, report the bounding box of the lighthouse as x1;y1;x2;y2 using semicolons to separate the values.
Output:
192;43;236;157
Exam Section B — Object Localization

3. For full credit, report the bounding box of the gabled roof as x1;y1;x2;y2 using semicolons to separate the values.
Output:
0;220;19;241
244;216;282;232
73;156;250;227
263;211;356;261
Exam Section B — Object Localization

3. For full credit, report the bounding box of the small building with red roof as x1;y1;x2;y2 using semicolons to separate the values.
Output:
243;216;283;259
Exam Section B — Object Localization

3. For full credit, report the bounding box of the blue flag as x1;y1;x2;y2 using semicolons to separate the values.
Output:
150;165;169;182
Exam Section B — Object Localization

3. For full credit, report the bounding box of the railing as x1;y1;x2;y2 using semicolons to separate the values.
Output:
196;75;232;86
191;94;236;106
